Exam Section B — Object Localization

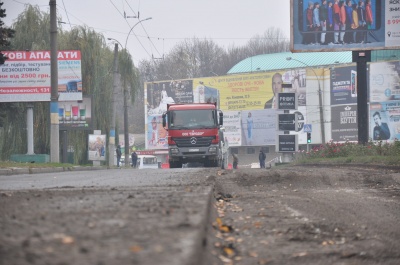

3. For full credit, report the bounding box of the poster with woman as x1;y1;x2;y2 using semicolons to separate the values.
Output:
88;134;106;161
146;115;168;149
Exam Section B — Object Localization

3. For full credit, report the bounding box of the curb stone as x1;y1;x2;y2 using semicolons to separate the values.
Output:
0;166;105;176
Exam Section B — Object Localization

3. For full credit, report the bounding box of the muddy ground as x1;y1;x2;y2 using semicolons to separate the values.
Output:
1;164;400;265
206;165;400;265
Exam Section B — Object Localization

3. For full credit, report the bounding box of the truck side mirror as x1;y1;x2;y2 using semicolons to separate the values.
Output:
219;112;223;126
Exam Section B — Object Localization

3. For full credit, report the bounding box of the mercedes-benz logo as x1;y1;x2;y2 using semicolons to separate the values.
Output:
190;137;197;145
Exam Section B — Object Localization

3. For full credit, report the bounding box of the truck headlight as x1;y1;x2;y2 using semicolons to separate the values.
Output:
208;146;217;154
170;148;179;154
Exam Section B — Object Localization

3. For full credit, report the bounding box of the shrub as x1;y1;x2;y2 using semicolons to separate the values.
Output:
296;139;400;162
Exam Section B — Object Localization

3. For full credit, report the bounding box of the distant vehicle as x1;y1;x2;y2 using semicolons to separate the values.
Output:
162;102;225;168
137;155;159;169
119;154;159;169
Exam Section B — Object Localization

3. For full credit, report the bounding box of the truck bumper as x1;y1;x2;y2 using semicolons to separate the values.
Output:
169;145;219;163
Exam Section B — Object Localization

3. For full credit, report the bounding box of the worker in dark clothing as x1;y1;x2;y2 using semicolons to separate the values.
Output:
259;150;266;168
232;153;239;169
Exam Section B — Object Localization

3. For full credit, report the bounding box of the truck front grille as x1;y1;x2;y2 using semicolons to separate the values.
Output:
172;136;214;147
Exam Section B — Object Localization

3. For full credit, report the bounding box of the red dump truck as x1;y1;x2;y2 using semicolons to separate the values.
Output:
162;103;227;168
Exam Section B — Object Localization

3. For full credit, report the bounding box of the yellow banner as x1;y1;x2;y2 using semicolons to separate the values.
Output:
193;72;284;111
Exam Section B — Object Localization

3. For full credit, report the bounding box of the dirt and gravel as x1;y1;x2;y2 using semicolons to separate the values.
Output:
206;165;400;265
1;164;400;265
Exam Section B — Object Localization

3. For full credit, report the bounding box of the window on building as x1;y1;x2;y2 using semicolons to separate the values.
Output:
261;147;269;153
247;147;255;154
230;148;239;154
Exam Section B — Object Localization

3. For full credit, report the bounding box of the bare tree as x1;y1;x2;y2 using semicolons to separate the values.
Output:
246;27;290;56
139;27;289;83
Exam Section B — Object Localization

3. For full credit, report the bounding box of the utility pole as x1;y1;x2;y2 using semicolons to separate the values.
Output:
286;57;325;144
49;0;59;162
123;77;129;167
109;43;119;167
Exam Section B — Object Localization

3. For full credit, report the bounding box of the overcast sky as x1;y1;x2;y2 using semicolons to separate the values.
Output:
3;0;291;65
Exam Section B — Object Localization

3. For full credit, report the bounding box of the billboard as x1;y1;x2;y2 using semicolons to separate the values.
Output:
369;61;400;102
331;104;358;142
146;115;168;150
59;96;92;130
223;111;242;147
193;70;307;111
143;71;314;149
146;80;193;116
291;0;400;52
0;50;83;102
370;101;400;141
241;109;276;146
88;134;106;161
330;65;358;105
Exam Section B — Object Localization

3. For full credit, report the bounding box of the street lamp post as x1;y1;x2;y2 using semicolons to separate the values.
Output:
122;17;152;167
286;57;326;144
108;43;119;167
108;17;152;167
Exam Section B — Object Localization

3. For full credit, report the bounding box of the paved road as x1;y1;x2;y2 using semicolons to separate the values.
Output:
0;168;215;265
1;165;400;265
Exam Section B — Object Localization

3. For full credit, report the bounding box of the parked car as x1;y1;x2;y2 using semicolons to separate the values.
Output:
136;155;158;169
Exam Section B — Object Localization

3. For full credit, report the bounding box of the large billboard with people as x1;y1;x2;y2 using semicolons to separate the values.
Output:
291;0;400;52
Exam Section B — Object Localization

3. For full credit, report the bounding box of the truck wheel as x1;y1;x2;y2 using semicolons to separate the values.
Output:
169;161;182;168
169;161;177;168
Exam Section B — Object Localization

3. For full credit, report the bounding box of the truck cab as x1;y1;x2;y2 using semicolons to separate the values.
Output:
162;103;224;168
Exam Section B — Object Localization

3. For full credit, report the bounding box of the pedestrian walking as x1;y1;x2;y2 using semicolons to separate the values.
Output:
116;145;122;167
131;151;138;168
232;153;239;169
259;150;266;168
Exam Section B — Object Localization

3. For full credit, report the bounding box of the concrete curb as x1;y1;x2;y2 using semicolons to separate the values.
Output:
183;186;215;265
0;166;105;176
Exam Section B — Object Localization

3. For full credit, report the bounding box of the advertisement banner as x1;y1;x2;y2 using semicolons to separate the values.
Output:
144;70;313;149
330;65;358;105
223;111;242;147
146;115;168;150
276;134;298;152
331;104;358;142
240;109;276;146
59;96;92;130
281;68;308;106
370;61;400;102
291;0;400;52
194;75;270;111
146;80;193;116
118;133;135;153
193;71;307;112
370;101;400;141
0;50;83;102
88;134;106;161
288;106;307;144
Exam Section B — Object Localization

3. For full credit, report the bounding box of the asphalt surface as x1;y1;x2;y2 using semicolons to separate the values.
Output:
1;164;400;265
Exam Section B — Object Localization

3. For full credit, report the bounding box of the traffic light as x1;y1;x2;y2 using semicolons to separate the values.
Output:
307;132;311;143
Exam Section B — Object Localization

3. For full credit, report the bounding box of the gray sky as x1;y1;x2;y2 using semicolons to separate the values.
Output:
3;0;291;65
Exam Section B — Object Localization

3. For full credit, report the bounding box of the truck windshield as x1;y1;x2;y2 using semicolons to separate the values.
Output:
169;110;217;129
